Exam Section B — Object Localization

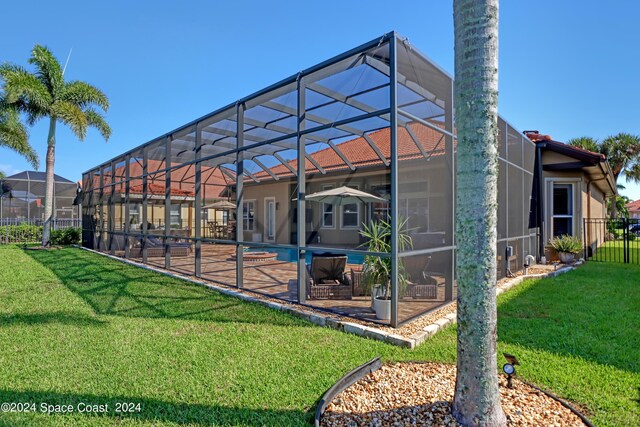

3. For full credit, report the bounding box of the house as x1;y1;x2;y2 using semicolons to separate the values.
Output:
626;199;640;219
524;131;616;259
80;32;616;327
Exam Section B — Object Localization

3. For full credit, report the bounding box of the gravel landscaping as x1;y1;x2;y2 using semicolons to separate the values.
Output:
321;362;588;427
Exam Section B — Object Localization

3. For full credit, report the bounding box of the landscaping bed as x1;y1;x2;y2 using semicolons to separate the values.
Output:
321;362;589;426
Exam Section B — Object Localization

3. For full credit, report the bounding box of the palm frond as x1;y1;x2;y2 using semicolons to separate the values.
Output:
0;63;52;112
84;108;111;141
61;81;109;111
567;136;600;153
28;45;64;96
52;101;87;141
0;106;39;168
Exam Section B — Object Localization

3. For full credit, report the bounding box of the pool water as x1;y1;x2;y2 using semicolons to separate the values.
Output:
247;247;365;264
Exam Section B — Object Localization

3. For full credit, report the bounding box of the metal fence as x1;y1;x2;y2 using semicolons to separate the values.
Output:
583;218;640;264
0;218;82;244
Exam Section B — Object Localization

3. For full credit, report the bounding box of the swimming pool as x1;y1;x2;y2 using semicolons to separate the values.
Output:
247;247;365;264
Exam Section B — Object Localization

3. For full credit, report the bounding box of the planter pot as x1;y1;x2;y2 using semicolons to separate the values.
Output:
558;252;576;264
370;284;383;309
373;297;391;320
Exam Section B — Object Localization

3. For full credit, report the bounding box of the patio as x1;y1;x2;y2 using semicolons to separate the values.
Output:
135;243;450;323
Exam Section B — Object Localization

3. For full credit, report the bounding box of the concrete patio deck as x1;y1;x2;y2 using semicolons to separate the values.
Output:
128;243;450;324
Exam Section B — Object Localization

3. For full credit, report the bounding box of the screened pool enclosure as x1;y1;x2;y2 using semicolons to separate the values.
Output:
82;32;537;327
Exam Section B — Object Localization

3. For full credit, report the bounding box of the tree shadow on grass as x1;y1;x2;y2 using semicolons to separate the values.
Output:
497;267;640;374
25;248;307;327
0;388;311;427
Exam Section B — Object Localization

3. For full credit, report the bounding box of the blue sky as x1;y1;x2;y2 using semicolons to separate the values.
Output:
1;1;640;199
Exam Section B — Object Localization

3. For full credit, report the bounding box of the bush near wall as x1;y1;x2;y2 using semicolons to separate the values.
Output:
50;227;81;245
0;224;43;243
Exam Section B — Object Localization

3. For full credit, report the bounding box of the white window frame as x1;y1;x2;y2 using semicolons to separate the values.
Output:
170;204;181;227
340;184;360;230
321;184;335;229
264;197;276;242
546;178;580;239
243;199;255;232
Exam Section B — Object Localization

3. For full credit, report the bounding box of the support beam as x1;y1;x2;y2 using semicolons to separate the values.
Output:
236;102;245;289
252;157;280;181
297;76;307;304
194;125;202;277
142;148;148;263
273;153;297;176
124;154;131;259
389;35;399;328
165;136;172;270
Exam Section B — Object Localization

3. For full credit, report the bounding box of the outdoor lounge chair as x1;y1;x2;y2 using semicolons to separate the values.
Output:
130;236;192;258
306;253;352;300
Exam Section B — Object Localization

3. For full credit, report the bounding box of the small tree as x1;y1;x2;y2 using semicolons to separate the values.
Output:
1;45;110;245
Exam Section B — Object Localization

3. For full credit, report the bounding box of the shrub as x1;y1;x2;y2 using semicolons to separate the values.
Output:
549;234;582;254
50;227;81;245
0;224;42;243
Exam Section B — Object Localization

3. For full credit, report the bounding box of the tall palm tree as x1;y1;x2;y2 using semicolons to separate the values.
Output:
0;100;39;169
0;45;110;244
452;0;506;425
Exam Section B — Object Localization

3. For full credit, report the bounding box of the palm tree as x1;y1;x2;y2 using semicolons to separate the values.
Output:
452;0;506;425
567;136;599;153
0;100;39;169
0;45;110;245
569;133;640;184
601;133;640;183
569;133;640;217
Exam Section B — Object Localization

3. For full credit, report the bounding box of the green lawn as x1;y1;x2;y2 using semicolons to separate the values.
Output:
590;239;640;263
0;246;637;426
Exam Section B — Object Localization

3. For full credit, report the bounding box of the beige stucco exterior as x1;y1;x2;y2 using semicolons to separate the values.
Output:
541;150;611;253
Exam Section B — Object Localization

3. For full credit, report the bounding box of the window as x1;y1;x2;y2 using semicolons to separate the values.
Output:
170;204;181;227
129;203;140;227
552;183;573;236
342;203;359;228
341;185;360;229
243;200;255;231
321;185;334;228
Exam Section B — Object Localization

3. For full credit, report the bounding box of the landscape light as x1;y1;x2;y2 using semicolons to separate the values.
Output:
503;353;520;389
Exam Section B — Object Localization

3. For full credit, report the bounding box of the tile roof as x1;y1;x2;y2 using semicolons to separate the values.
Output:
128;183;194;197
253;121;448;179
626;199;640;212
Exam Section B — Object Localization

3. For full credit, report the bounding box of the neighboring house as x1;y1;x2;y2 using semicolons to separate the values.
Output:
525;131;616;258
0;171;80;220
626;199;640;219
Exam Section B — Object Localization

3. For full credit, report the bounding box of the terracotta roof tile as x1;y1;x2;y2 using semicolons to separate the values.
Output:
626;199;640;212
253;121;447;179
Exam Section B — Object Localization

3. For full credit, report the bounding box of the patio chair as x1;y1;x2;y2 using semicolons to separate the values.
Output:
306;253;352;300
405;255;438;299
130;236;192;258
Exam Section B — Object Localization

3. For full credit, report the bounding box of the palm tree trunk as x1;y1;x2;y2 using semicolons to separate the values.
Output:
452;0;506;426
42;117;56;246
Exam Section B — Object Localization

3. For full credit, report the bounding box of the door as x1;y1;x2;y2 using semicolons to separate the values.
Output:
264;197;276;242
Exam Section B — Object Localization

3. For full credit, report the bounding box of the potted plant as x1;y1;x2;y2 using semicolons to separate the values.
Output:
359;218;413;320
549;234;582;264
